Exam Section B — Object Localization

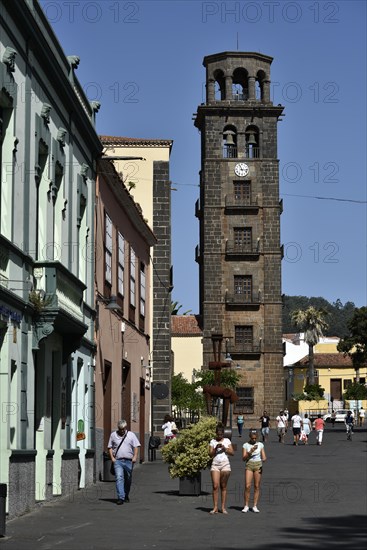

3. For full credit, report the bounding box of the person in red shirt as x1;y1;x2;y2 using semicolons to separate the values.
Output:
313;414;325;445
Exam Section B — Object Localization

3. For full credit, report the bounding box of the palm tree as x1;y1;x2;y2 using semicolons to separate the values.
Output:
171;301;192;316
291;306;329;385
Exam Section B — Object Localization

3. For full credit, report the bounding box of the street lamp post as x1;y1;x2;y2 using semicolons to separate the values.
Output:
203;334;238;437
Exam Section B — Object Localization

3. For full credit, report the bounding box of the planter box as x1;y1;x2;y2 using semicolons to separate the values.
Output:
179;473;201;496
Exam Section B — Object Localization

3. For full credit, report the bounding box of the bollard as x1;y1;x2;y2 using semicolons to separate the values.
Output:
0;483;7;537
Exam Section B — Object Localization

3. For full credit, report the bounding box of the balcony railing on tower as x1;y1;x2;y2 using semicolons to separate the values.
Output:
223;144;238;158
225;193;259;210
225;290;261;308
244;145;260;159
228;342;262;356
225;239;261;257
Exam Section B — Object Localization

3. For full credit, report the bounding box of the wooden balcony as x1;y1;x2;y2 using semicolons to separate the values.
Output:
225;240;261;259
195;244;202;264
225;291;261;310
224;194;260;212
229;343;262;357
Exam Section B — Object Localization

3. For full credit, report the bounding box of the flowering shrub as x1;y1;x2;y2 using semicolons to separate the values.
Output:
161;416;217;478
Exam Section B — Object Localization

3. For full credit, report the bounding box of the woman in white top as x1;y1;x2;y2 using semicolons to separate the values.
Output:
208;424;234;514
162;415;177;444
276;411;288;443
242;429;267;513
302;414;311;444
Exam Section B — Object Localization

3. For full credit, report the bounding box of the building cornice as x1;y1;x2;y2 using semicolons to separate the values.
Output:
2;0;102;155
100;135;173;151
203;51;274;67
97;158;157;246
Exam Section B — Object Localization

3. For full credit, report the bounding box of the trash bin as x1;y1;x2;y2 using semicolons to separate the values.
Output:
103;452;115;482
148;436;161;461
0;483;7;537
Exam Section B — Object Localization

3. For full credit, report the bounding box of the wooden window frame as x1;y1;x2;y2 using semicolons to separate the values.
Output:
234;387;254;414
104;212;112;287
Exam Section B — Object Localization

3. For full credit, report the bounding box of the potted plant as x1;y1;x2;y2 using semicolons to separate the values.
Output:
161;416;217;495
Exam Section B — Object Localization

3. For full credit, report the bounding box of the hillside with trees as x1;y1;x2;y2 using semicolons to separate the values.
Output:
283;296;356;337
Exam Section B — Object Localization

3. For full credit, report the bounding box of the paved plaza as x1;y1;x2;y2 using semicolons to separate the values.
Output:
2;427;367;549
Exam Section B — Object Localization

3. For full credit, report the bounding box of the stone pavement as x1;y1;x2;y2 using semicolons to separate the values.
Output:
1;427;367;550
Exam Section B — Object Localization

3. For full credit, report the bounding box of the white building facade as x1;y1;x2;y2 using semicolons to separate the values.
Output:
0;0;101;516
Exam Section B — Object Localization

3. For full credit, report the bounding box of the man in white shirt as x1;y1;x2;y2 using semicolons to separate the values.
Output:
291;411;303;446
276;410;288;443
108;419;141;505
359;407;365;427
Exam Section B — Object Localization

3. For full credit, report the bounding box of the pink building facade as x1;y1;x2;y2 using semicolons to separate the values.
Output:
95;159;156;478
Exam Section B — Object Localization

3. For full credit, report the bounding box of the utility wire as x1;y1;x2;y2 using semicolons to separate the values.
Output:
96;169;366;200
281;193;367;204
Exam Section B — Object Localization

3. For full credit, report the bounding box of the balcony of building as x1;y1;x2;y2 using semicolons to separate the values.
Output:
225;290;261;310
228;342;262;358
225;239;261;259
31;261;88;352
224;193;260;212
195;244;202;264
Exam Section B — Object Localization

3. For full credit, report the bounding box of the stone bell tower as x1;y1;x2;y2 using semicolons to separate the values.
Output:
194;52;285;418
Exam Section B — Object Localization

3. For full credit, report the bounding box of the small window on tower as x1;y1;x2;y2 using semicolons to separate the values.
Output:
234;275;252;302
233;181;251;204
234;227;252;251
235;325;253;351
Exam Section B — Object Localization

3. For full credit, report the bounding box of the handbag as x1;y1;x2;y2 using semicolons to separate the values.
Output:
110;431;128;476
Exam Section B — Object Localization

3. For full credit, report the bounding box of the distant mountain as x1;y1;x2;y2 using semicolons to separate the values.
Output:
282;296;356;337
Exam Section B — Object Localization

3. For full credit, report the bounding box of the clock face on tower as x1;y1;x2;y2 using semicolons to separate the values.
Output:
234;163;249;177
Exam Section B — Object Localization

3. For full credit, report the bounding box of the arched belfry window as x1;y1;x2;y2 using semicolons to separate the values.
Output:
223;125;237;158
232;68;248;100
213;69;225;100
245;126;259;159
256;70;266;101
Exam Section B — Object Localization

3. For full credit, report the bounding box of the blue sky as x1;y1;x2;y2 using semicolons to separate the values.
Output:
41;0;366;312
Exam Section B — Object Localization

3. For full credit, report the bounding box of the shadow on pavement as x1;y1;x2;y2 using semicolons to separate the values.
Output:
153;490;211;496
253;514;367;549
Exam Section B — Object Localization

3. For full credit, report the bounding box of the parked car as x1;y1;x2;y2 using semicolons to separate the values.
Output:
323;409;353;423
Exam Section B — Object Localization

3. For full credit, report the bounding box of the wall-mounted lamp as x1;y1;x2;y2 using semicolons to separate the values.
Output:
224;337;233;363
96;295;121;312
95;295;122;331
105;295;121;311
235;363;241;370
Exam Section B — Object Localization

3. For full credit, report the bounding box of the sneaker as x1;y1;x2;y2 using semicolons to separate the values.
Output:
241;506;249;513
116;499;124;505
125;496;130;503
252;506;260;513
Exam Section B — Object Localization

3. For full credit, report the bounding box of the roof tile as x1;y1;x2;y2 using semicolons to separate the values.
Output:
295;353;361;367
171;315;202;336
